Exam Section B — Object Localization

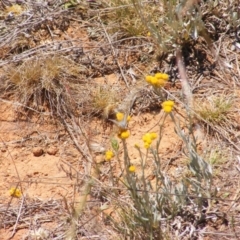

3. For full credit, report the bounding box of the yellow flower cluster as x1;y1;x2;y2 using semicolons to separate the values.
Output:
116;112;131;122
145;73;169;88
9;187;21;198
161;100;174;113
142;132;157;149
105;150;114;161
128;165;136;173
115;112;131;140
118;129;130;139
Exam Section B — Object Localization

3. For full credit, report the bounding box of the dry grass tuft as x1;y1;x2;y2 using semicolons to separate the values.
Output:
3;55;85;115
194;93;239;143
0;198;68;238
195;94;234;125
89;85;120;119
106;0;147;37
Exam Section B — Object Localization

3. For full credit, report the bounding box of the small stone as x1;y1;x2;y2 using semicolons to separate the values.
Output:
47;146;58;155
1;148;7;152
33;147;44;157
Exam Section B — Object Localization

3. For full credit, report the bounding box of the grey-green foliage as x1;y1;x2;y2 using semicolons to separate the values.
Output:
132;0;209;53
188;148;212;182
119;113;213;238
132;0;240;54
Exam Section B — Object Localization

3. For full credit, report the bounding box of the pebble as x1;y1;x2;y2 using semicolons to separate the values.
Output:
1;148;7;152
47;146;58;155
32;147;44;157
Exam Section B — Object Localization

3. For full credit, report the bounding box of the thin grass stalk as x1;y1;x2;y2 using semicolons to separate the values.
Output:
65;179;93;240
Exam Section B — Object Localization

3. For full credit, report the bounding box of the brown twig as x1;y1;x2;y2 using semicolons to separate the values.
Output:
9;196;25;239
176;48;193;109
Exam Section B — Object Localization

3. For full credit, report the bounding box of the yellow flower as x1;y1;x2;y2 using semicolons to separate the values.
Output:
150;76;158;85
145;73;169;88
147;32;151;37
145;75;153;83
118;130;130;139
129;165;136;173
154;73;163;79
163;100;174;107
156;78;167;87
105;150;114;161
142;133;152;144
142;132;157;148
144;142;151;149
161;100;174;113
116;112;124;121
9;187;21;198
116;112;131;122
155;73;169;81
161;73;169;81
149;132;157;140
163;105;172;112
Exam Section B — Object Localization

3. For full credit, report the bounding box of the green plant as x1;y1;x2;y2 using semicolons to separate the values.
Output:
103;73;215;239
132;0;207;53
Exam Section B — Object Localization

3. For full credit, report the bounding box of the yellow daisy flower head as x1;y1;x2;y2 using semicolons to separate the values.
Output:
142;132;157;148
129;165;136;173
149;132;157;140
115;113;130;129
163;105;172;113
9;187;21;198
144;142;151;149
155;72;169;81
154;73;163;79
150;76;158;85
155;79;166;87
145;75;153;83
161;100;174;113
142;133;152;144
145;73;169;88
116;112;124;121
147;32;151;37
118;130;130;139
161;73;169;81
105;150;114;161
